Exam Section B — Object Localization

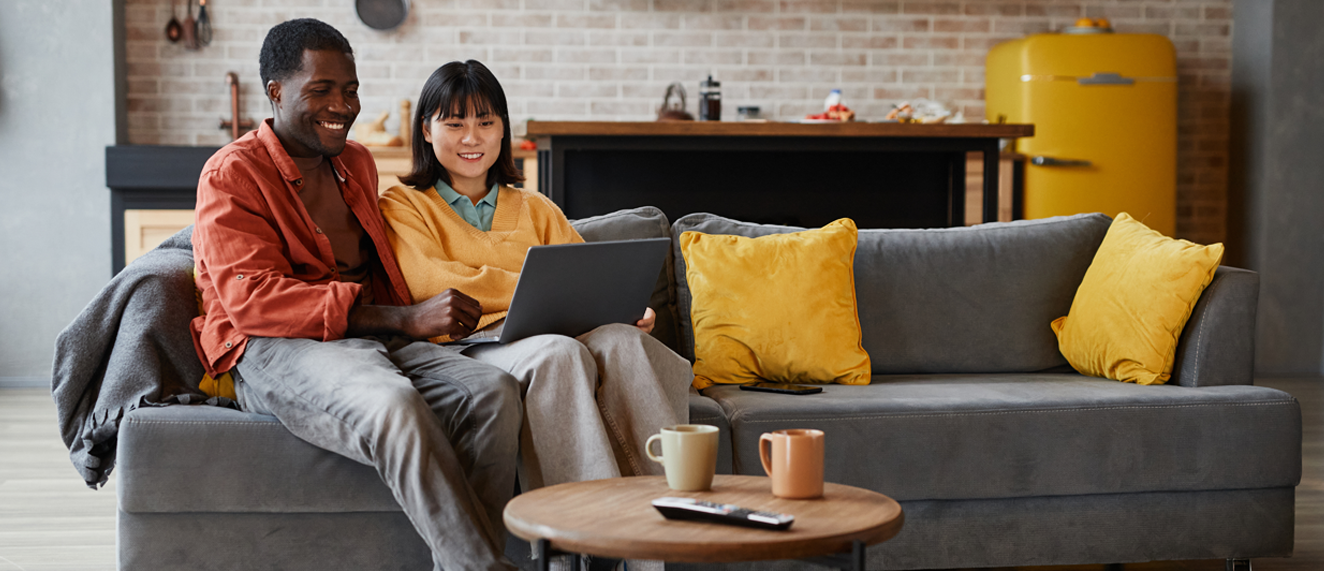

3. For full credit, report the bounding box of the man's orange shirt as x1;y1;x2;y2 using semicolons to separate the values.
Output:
191;119;412;376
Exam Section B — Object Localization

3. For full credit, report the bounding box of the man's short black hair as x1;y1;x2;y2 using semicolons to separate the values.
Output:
259;18;353;88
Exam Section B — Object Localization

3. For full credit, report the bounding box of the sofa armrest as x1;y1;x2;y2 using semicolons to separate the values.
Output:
688;389;733;475
1170;266;1259;387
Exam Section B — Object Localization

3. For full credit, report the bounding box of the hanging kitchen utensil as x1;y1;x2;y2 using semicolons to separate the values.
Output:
196;0;212;47
356;0;410;31
656;82;694;121
165;0;183;43
181;0;198;49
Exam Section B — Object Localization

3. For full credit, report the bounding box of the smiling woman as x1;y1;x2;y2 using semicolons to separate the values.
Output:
398;60;522;197
420;90;505;199
377;62;695;511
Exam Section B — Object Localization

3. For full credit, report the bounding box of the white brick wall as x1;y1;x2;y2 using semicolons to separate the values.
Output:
123;0;1232;243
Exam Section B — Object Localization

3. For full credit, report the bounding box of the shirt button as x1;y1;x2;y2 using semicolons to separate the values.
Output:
224;341;233;348
295;179;303;186
236;274;243;280
315;227;324;234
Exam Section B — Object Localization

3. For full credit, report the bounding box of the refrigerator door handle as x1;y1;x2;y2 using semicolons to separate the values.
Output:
1031;156;1094;167
1078;72;1135;85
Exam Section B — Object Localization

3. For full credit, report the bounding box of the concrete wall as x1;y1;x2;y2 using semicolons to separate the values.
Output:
1230;0;1324;375
0;1;119;386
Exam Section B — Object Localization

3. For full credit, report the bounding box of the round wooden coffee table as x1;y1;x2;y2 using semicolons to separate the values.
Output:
503;475;904;570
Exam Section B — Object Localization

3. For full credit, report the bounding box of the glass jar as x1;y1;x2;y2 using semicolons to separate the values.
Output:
698;75;721;121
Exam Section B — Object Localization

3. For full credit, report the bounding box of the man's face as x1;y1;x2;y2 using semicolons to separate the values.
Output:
268;49;360;158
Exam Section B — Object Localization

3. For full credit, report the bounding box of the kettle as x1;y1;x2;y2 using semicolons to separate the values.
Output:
657;82;694;122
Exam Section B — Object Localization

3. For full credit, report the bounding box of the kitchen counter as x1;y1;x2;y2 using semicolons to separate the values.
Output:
526;121;1032;230
526;120;1032;139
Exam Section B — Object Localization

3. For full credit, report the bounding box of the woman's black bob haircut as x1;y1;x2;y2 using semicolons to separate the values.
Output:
399;60;524;190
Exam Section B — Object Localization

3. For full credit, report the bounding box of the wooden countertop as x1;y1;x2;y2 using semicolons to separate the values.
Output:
526;120;1033;138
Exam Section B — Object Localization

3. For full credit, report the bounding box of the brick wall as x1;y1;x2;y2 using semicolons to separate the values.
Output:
122;0;1231;243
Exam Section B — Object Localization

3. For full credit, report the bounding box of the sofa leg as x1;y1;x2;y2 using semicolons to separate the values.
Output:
1226;559;1252;571
1103;565;1124;571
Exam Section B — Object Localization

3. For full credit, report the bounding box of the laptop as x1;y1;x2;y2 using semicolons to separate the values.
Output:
449;237;670;345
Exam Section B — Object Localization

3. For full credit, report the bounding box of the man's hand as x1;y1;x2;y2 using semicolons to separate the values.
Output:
635;307;656;335
348;288;482;340
403;288;482;340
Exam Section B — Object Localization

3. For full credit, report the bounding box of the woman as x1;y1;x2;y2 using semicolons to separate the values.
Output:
380;60;691;491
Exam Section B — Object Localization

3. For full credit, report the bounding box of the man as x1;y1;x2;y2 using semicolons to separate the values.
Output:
191;18;520;571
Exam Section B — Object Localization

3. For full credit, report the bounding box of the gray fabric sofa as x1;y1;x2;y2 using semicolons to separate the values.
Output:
114;208;1300;570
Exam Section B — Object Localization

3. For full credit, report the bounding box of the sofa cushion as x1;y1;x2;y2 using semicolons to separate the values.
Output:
119;511;433;571
679;218;869;389
688;391;734;475
672;213;1112;373
120;393;737;513
118;405;401;514
702;374;1301;502
570;206;680;354
1052;213;1224;385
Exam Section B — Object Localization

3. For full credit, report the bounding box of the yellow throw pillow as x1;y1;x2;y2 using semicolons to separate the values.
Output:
1051;213;1224;385
193;265;237;401
680;218;870;390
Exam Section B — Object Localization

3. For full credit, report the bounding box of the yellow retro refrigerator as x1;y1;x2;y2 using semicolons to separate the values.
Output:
986;29;1177;236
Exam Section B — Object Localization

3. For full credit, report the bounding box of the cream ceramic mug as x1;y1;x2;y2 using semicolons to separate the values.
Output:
645;424;719;491
759;428;825;499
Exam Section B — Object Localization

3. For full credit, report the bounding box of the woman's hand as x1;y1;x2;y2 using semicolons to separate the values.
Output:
635;307;656;334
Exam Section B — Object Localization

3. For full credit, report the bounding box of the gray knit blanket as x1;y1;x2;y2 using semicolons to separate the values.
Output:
51;226;235;488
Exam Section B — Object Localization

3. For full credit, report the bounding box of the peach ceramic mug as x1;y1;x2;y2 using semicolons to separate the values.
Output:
645;424;719;491
759;428;825;499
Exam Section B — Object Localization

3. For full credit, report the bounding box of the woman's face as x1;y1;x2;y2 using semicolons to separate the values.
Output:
422;101;504;194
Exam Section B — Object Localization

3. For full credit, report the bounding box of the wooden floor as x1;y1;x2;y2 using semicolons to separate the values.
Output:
1;378;1319;571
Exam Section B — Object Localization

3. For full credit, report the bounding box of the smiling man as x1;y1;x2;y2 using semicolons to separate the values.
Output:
190;19;521;571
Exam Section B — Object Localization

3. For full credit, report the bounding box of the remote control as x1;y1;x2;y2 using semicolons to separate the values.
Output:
651;497;794;531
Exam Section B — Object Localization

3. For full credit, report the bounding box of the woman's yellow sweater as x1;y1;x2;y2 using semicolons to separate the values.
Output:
379;184;583;339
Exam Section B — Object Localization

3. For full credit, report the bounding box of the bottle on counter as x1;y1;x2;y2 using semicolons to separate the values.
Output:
699;75;721;121
824;89;841;111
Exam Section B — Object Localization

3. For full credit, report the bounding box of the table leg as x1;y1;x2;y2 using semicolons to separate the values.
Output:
534;538;583;571
799;539;869;570
982;143;1000;223
850;539;866;571
950;151;967;227
535;538;552;571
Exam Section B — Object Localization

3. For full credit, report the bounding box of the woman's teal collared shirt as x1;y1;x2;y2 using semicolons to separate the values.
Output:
435;180;499;231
